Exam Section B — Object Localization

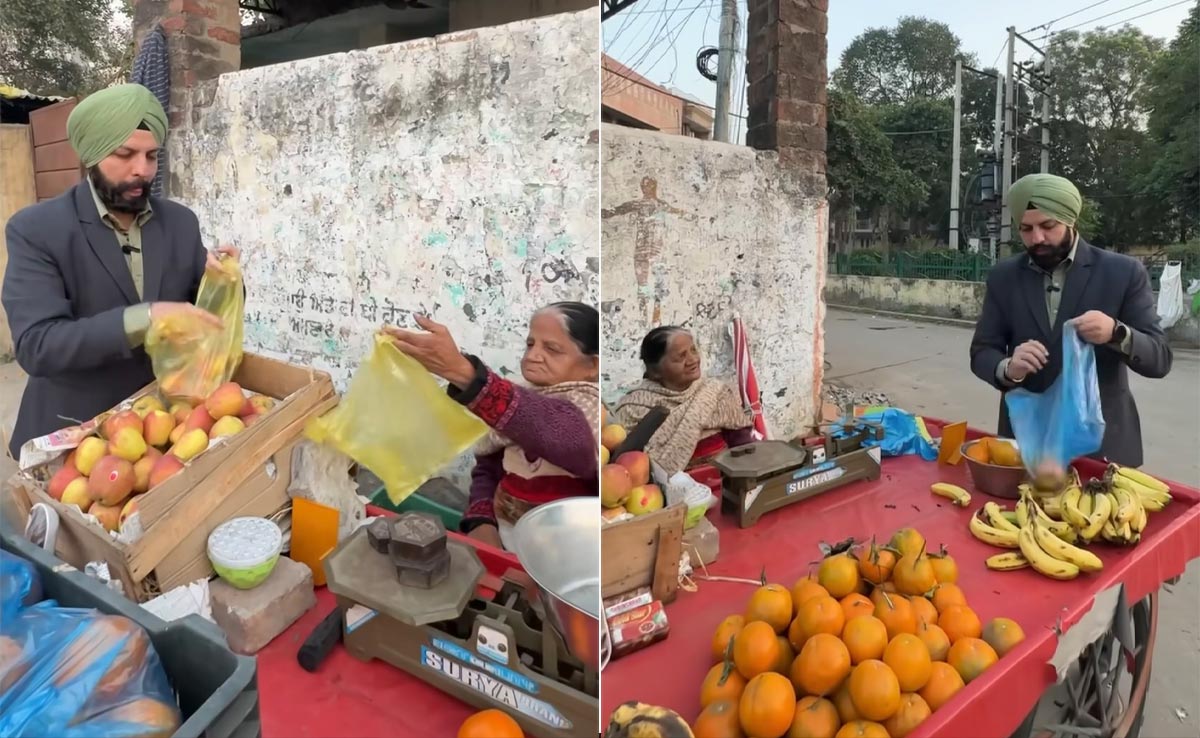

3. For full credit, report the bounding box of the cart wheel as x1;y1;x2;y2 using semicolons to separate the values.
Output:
1010;591;1157;738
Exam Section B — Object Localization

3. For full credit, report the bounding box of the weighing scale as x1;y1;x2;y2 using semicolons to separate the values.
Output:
714;422;885;528
324;512;598;738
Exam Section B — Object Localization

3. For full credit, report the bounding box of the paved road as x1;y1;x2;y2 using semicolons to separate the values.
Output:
825;308;1200;737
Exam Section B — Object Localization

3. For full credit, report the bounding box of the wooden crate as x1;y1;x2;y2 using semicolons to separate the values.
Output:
600;502;685;604
6;353;338;601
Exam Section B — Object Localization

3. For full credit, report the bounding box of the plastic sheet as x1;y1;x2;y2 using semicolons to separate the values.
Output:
305;334;488;505
0;582;180;738
854;407;939;461
1005;323;1105;483
0;549;42;622
145;257;245;404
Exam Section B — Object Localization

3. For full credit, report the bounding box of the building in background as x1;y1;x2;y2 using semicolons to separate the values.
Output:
601;54;712;139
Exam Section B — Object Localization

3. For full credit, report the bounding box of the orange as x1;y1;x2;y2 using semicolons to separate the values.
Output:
892;548;936;597
701;661;748;707
834;721;889;738
858;540;897;585
873;593;917;641
832;681;860;724
981;617;1026;657
842;615;889;666
712;615;746;662
928;547;958;584
884;693;931;738
882;634;933;692
988;439;1021;467
841;593;875;623
735;621;783;680
789;596;846;651
916;622;950;662
947;637;998;684
889;528;925;559
739;672;797;738
818;553;862;599
919;662;965;711
788;696;840;738
909;596;938;628
791;633;852;697
748;584;796;634
847;660;901;722
938;605;982;644
930;584;967;614
693;699;745;738
791;579;831;613
457;709;523;738
774;636;797;675
964;441;990;464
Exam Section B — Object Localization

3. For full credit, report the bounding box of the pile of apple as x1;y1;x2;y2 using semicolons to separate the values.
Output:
45;382;276;535
599;418;665;522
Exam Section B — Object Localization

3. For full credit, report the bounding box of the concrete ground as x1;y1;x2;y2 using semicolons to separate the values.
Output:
825;308;1200;737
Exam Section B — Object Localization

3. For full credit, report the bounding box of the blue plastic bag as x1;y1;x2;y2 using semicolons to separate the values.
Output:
1005;322;1106;482
853;408;940;461
1;549;43;622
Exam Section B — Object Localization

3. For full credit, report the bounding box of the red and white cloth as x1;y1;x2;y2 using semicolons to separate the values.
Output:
730;314;768;440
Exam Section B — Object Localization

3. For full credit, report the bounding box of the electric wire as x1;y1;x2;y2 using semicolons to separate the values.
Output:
1024;0;1119;33
1035;0;1185;40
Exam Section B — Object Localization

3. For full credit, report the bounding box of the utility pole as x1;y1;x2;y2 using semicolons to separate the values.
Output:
949;57;963;251
1000;27;1016;245
713;0;739;143
1040;54;1052;173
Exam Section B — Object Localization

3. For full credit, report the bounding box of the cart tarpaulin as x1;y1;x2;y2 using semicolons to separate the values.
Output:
854;407;939;461
1156;260;1186;329
729;314;768;440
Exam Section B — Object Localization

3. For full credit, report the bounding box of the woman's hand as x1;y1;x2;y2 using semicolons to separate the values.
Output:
383;315;476;389
467;523;503;549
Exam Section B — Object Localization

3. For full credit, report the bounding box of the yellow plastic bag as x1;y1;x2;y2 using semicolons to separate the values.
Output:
145;257;245;404
305;334;489;505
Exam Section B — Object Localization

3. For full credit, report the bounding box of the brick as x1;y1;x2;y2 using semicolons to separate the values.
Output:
180;0;216;18
211;556;316;655
207;26;240;45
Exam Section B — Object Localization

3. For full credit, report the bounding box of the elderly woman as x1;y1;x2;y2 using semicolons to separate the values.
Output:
614;326;755;475
386;302;599;550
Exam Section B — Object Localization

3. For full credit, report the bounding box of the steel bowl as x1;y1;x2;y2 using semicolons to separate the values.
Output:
509;497;600;670
960;439;1030;500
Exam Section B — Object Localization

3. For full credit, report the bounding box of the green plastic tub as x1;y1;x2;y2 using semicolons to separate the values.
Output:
368;486;463;531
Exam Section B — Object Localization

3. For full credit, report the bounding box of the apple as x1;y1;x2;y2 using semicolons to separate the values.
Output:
108;427;147;463
615;450;651;487
625;484;665;515
88;501;122;532
74;437;108;476
60;479;91;511
131;395;165;419
183;406;215;434
148;455;185;489
101;410;142;441
132;449;162;493
142;410;176;447
119;496;140;531
48;464;83;500
205;382;246;419
600;424;627;451
600;464;633;509
88;456;135;506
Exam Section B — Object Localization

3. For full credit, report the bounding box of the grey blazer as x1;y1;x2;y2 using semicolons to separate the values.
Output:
969;239;1172;467
3;183;207;458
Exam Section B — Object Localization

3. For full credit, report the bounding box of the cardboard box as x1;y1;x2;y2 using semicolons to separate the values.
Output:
6;353;337;601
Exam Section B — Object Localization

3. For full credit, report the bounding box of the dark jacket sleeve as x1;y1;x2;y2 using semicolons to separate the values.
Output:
2;218;133;378
460;450;503;532
1115;259;1172;379
970;269;1012;391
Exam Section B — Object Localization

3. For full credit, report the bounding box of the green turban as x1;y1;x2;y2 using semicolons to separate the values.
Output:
66;84;167;168
1008;173;1082;229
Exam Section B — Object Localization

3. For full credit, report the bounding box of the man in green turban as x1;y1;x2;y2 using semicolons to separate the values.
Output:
969;172;1172;468
2;83;240;459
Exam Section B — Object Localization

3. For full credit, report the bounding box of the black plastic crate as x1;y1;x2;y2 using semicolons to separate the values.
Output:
1;529;262;738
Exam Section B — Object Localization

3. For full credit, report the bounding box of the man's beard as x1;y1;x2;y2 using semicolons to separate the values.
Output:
89;167;151;214
1026;229;1073;271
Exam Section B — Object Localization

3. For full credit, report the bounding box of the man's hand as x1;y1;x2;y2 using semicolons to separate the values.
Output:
382;315;476;389
1006;339;1049;382
150;302;222;329
467;524;503;548
1072;310;1116;345
205;244;240;272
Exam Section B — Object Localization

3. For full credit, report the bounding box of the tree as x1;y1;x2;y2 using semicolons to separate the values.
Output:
833;17;977;105
0;0;133;97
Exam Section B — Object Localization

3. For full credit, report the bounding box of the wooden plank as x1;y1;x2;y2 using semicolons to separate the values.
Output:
28;100;76;147
0;124;36;358
601;503;685;604
33;140;79;172
35;169;82;200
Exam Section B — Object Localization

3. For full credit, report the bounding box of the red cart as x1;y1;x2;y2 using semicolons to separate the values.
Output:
599;420;1200;738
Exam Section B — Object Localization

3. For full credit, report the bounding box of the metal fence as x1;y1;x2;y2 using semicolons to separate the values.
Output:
833;249;1200;291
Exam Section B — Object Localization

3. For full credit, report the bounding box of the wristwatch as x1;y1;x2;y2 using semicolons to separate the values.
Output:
1002;358;1025;384
1109;321;1129;346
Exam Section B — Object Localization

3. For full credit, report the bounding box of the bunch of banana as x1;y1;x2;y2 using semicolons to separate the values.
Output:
1108;463;1172;511
604;702;695;738
970;507;1020;549
1062;481;1115;544
1016;490;1079;543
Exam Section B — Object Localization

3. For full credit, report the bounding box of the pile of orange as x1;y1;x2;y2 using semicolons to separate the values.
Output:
964;437;1022;467
693;529;1026;738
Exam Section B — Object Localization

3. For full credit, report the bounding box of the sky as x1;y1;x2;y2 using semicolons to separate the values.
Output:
601;0;1195;141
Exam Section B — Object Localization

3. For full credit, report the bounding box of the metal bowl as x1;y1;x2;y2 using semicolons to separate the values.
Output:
509;497;600;671
960;439;1030;500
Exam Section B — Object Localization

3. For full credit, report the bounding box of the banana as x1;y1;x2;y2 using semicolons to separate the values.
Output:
1110;486;1140;526
969;510;1021;548
1017;526;1081;580
604;702;695;738
984;502;1020;532
1113;465;1170;494
1078;492;1093;518
1040;492;1065;520
1001;510;1020;526
1080;493;1111;542
1112;475;1171;512
1024;492;1077;539
1130;502;1148;534
1060;485;1089;529
985;551;1030;571
931;482;972;507
1030;518;1103;573
1015;495;1030;528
